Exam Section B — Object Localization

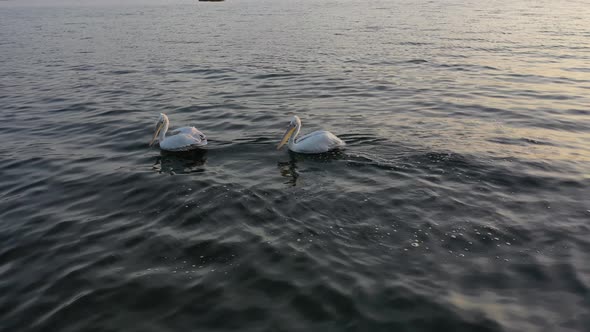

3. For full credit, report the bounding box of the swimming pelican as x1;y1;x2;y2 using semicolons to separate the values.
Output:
149;113;207;151
277;115;345;153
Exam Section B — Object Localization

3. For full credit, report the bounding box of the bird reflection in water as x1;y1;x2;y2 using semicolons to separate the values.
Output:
277;150;346;186
277;155;299;186
153;149;208;175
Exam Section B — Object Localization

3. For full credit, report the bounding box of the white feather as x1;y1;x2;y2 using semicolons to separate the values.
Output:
152;114;207;151
292;130;345;153
279;115;345;154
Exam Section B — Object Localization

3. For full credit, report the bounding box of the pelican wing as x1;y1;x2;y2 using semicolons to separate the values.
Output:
170;126;204;137
160;126;207;151
292;130;345;153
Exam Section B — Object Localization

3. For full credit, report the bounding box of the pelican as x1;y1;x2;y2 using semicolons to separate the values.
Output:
149;113;207;151
277;115;345;153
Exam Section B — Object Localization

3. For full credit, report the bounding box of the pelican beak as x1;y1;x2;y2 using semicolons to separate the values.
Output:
277;126;296;150
149;123;163;147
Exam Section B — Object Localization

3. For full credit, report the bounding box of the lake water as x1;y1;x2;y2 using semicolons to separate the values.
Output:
1;0;589;331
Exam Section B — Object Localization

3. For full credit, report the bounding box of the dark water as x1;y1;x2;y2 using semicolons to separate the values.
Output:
1;0;589;331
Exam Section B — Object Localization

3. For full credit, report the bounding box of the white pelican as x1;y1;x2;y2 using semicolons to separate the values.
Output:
149;113;207;151
277;115;345;153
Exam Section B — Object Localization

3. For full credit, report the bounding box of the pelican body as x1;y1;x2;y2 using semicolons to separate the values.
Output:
149;113;207;151
277;115;345;153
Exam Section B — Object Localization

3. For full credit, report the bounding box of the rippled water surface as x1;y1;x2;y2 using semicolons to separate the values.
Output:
1;0;589;331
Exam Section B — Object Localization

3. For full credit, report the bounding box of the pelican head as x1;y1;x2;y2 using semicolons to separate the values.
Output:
150;113;169;146
277;115;301;150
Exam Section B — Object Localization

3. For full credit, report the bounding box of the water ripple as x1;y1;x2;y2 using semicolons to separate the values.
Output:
0;1;589;331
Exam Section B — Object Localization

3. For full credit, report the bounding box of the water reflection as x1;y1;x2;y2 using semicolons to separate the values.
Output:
277;150;347;186
277;157;299;186
153;149;208;174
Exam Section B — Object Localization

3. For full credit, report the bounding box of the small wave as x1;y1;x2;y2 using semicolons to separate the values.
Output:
252;73;302;80
405;59;428;64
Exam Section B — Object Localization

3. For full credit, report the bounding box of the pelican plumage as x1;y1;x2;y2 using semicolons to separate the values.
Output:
277;115;345;153
149;113;207;151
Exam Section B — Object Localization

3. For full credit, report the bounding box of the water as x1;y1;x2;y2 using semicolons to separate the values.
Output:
1;0;589;331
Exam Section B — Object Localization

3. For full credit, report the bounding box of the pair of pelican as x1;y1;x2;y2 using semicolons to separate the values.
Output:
149;113;345;153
